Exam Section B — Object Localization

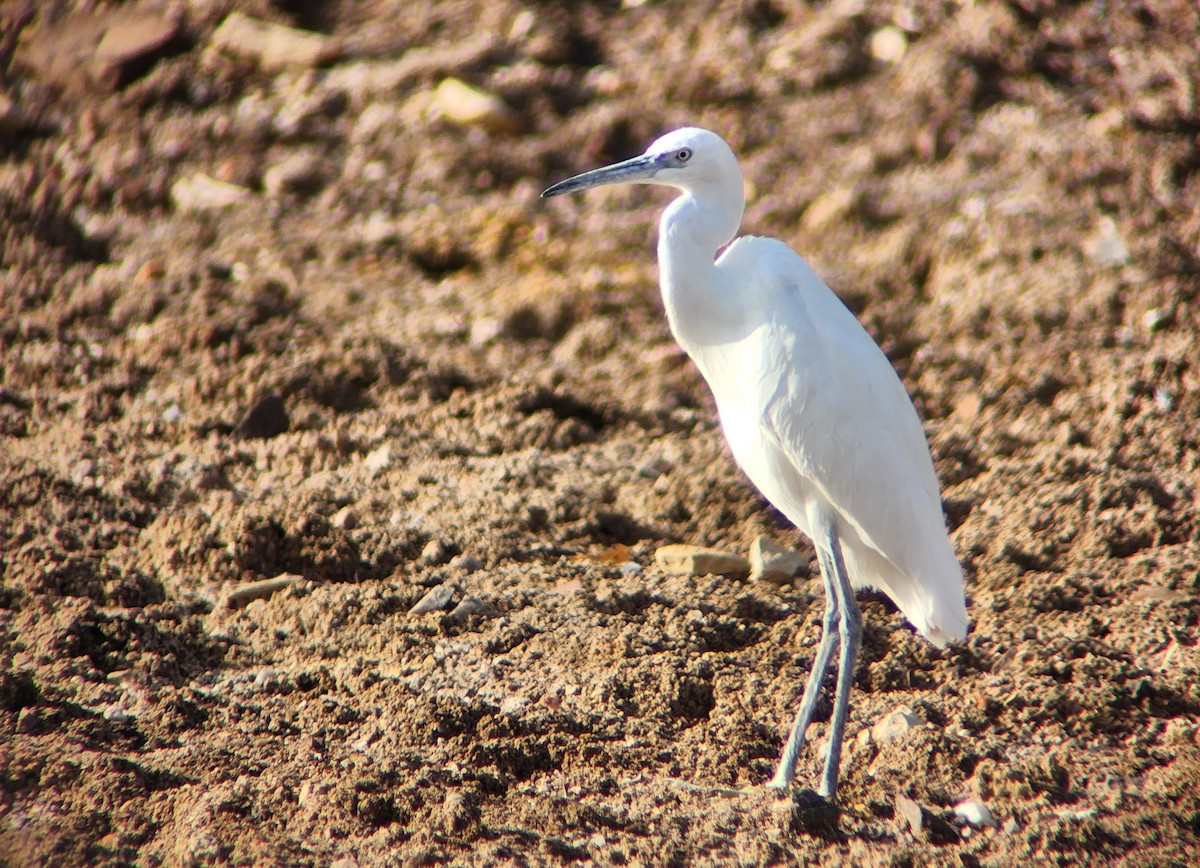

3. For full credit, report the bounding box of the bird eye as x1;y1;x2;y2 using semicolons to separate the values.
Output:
676;148;692;162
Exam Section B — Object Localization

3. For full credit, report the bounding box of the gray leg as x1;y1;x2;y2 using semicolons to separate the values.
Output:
766;590;839;790
817;523;862;800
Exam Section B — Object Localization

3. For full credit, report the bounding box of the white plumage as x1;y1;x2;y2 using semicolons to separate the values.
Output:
701;237;967;646
544;127;967;799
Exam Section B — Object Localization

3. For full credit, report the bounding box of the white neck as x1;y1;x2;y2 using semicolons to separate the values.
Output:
657;184;745;350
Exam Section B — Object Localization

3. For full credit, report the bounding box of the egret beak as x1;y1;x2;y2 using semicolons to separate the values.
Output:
541;153;662;198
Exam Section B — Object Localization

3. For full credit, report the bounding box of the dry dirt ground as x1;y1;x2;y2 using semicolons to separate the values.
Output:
3;0;1200;865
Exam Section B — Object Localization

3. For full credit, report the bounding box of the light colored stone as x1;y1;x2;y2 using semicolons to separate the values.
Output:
211;12;336;72
869;26;908;64
449;554;483;574
263;151;326;197
748;535;807;584
409;583;456;615
469;317;502;346
225;574;302;609
636;456;672;479
171;173;252;211
871;706;922;742
72;459;97;481
419;538;455;567
500;696;529;715
433;77;520;134
92;11;181;88
1084;216;1130;267
801;187;856;233
655;544;749;578
330;506;358;530
894;793;924;836
954;798;998;829
363;444;391;473
320;36;496;99
449;595;489;619
102;703;132;722
1141;307;1167;332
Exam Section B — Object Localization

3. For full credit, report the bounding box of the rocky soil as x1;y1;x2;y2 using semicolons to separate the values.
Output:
2;0;1200;864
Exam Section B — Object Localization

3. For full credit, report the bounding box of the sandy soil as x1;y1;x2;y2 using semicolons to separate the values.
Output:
3;1;1200;864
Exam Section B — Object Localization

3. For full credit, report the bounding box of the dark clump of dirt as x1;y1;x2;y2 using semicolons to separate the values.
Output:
3;1;1200;865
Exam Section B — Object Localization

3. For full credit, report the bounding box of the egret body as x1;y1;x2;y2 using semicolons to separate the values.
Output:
542;128;967;800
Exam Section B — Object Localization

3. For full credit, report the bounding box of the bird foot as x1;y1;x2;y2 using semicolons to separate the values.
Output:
764;773;791;793
779;787;843;838
765;779;836;802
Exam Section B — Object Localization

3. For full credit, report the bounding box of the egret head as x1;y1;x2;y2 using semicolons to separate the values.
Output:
542;127;742;200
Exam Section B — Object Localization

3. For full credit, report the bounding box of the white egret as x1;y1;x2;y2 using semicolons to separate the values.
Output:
542;128;968;800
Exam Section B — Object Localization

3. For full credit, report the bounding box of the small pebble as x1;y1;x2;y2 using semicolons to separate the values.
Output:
802;187;856;233
500;696;529;715
449;595;489;619
550;578;583;595
410;583;457;614
894;793;924;835
509;10;536;40
364;444;392;473
419;538;456;567
225;574;302;608
72;459;97;481
449;554;483;574
298;780;328;808
91;11;182;89
15;708;41;734
263;151;326;197
655;544;749;578
470;317;502;346
171;173;252;211
102;703;132;722
1141;307;1167;332
749;535;807;584
1084;216;1130;267
331;506;358;530
869;26;908;63
134;259;165;284
1055;806;1097;822
872;706;922;742
636;457;673;479
253;668;280;690
211;12;336;72
440;790;476;834
954;798;998;829
434;77;521;134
